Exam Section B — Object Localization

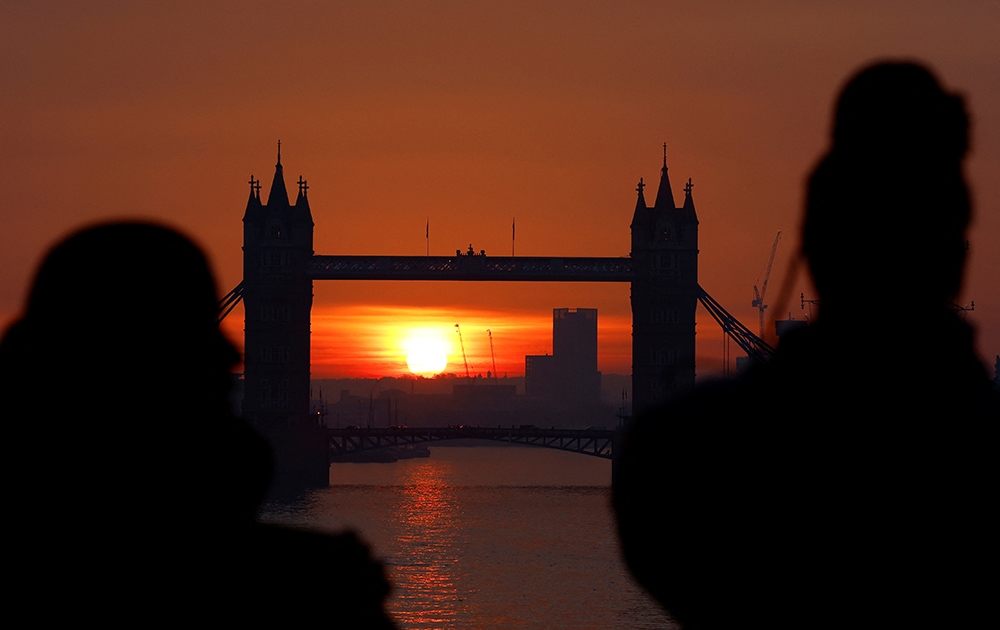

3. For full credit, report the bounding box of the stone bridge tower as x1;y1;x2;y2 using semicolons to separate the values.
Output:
242;146;326;489
630;148;699;416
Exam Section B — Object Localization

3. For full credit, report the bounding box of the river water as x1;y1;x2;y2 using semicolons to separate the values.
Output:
259;445;674;629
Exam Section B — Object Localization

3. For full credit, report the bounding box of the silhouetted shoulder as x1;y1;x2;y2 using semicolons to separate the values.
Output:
612;378;779;629
228;525;398;627
613;320;998;630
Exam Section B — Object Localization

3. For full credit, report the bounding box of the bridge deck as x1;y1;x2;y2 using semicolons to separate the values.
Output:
327;426;618;459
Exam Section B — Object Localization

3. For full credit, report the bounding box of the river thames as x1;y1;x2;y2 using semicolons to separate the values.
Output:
260;445;673;629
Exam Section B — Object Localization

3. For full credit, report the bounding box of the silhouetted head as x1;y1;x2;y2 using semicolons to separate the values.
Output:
25;222;238;378
1;222;268;523
11;222;239;415
803;61;970;314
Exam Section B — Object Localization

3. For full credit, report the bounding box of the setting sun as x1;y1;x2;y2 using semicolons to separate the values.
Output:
403;327;451;375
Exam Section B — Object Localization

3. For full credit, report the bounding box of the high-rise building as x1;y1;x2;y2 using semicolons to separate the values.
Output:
526;308;601;404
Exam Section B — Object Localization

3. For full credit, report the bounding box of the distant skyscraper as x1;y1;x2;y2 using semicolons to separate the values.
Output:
630;148;699;415
526;308;601;404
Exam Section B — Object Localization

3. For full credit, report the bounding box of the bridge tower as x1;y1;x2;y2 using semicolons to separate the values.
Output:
630;147;699;415
242;145;326;489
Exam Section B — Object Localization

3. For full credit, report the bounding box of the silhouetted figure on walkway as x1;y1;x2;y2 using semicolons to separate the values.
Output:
1;223;396;626
614;61;998;630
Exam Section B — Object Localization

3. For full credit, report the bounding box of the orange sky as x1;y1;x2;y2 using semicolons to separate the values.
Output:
3;2;998;380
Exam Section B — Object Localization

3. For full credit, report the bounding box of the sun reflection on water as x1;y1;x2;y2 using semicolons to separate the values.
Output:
260;448;669;628
388;460;470;628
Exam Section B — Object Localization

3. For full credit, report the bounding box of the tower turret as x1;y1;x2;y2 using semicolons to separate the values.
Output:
630;177;651;250
243;175;263;224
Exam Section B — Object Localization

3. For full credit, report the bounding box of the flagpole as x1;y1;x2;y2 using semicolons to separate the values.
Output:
426;218;429;256
512;217;515;257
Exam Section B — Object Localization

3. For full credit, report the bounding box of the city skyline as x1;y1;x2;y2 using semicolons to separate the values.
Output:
3;2;998;379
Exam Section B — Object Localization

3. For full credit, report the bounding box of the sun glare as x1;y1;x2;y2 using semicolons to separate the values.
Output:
309;304;632;378
403;328;450;375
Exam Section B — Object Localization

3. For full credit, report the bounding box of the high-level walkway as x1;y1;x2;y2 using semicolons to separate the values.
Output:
310;255;634;282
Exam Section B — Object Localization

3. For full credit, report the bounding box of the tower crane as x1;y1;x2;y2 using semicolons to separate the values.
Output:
752;231;781;341
487;329;498;381
454;324;471;378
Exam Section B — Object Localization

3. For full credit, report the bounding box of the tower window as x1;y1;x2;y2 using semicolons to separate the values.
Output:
260;251;289;267
260;305;291;321
650;309;681;324
652;253;679;270
650;349;679;365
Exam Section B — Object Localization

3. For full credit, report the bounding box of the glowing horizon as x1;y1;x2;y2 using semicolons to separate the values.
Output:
309;304;632;379
220;302;751;380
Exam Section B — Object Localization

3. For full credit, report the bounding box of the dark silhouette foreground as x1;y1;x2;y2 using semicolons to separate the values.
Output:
614;61;998;630
1;223;396;626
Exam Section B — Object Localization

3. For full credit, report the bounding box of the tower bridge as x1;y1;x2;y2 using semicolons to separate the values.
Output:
228;145;771;488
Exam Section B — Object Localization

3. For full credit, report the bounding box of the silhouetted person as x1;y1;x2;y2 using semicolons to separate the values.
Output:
613;61;998;630
1;223;396;626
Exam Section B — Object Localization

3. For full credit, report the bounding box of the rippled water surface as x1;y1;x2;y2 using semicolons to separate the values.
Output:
260;445;673;629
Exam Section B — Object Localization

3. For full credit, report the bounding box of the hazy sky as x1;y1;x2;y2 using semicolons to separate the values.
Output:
2;1;998;378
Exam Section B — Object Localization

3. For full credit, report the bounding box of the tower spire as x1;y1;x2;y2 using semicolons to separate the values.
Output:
654;142;676;210
266;141;290;207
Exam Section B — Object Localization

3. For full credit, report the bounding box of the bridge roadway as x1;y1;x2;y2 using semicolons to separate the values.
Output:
327;425;618;460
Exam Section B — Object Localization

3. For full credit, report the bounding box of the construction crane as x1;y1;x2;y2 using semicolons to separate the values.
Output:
454;324;471;378
752;231;781;341
487;329;498;381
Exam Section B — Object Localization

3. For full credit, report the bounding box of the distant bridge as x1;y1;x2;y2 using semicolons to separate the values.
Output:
327;426;617;460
